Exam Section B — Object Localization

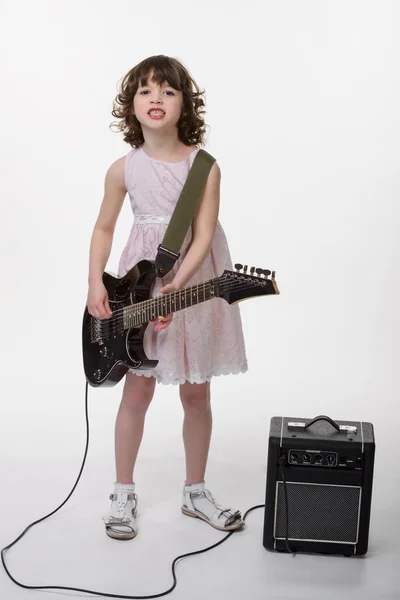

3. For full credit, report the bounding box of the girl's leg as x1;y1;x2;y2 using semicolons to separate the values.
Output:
114;372;156;483
179;380;244;532
179;381;212;485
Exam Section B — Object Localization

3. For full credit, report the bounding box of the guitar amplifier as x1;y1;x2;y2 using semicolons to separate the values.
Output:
263;415;375;556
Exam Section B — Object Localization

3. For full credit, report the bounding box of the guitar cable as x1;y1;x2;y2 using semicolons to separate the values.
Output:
1;381;296;599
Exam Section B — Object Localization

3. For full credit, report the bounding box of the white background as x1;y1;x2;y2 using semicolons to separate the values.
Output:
0;1;399;599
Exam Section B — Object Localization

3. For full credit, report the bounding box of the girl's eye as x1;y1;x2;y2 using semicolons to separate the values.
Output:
139;90;174;95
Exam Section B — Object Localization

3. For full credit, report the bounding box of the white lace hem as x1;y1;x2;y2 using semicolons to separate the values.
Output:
127;364;248;386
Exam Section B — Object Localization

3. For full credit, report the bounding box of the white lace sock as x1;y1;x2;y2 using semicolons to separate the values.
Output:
184;481;205;492
114;481;136;493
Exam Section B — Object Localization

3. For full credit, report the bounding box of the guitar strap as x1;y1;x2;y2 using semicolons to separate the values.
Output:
155;148;216;278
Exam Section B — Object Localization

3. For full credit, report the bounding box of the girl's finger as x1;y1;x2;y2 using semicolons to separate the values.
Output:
151;314;173;328
155;318;172;331
160;285;175;294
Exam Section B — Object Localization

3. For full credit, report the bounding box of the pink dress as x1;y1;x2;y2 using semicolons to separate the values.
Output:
118;145;248;385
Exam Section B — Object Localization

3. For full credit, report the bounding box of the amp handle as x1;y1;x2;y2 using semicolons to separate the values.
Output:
287;415;357;434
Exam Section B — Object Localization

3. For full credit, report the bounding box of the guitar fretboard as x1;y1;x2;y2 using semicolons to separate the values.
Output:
122;280;217;328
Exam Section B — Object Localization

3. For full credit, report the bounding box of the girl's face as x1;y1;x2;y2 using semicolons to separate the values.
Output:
133;72;183;129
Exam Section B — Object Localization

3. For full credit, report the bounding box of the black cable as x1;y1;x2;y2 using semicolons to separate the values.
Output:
278;456;297;555
1;380;275;599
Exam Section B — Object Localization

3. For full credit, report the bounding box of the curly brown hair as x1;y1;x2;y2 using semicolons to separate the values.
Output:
110;55;208;148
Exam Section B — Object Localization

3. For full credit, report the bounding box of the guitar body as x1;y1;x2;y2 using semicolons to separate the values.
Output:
82;260;158;387
83;258;279;388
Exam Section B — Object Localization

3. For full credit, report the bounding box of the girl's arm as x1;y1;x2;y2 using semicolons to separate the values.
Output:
171;162;221;289
88;157;127;284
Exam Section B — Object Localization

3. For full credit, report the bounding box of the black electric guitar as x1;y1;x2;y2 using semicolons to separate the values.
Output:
82;260;279;387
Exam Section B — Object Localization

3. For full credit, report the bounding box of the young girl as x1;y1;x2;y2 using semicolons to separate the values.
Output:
87;55;248;540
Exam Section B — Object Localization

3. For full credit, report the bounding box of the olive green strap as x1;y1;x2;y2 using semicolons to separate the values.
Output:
155;149;216;277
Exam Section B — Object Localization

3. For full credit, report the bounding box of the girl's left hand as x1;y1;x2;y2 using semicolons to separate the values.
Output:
152;283;178;332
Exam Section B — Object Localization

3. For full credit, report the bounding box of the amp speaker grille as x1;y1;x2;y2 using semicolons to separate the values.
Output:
274;481;361;544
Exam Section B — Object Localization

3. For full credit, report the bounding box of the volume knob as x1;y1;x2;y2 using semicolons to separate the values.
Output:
99;346;111;358
93;369;102;381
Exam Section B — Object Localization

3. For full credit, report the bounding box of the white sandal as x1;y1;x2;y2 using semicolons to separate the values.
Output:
181;486;245;531
102;490;138;540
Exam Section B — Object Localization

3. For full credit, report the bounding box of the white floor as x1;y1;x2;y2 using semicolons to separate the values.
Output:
0;374;398;600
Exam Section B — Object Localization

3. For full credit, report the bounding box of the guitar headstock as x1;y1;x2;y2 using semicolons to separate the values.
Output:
216;263;280;305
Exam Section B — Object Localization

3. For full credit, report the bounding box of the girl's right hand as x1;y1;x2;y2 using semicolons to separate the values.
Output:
87;281;113;320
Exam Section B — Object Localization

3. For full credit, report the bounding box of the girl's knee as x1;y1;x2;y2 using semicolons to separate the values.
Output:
121;372;156;411
180;382;210;412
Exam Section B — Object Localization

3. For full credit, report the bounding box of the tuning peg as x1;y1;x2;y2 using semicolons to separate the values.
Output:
255;268;263;277
235;263;243;272
263;269;271;277
243;265;248;274
250;266;255;275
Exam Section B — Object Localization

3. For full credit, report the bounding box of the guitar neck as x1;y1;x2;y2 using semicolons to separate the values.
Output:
122;280;217;328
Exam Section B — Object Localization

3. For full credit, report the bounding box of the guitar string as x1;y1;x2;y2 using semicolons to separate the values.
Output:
99;279;271;329
96;284;216;335
99;276;272;320
102;278;218;319
92;282;260;340
100;279;268;324
92;280;272;339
